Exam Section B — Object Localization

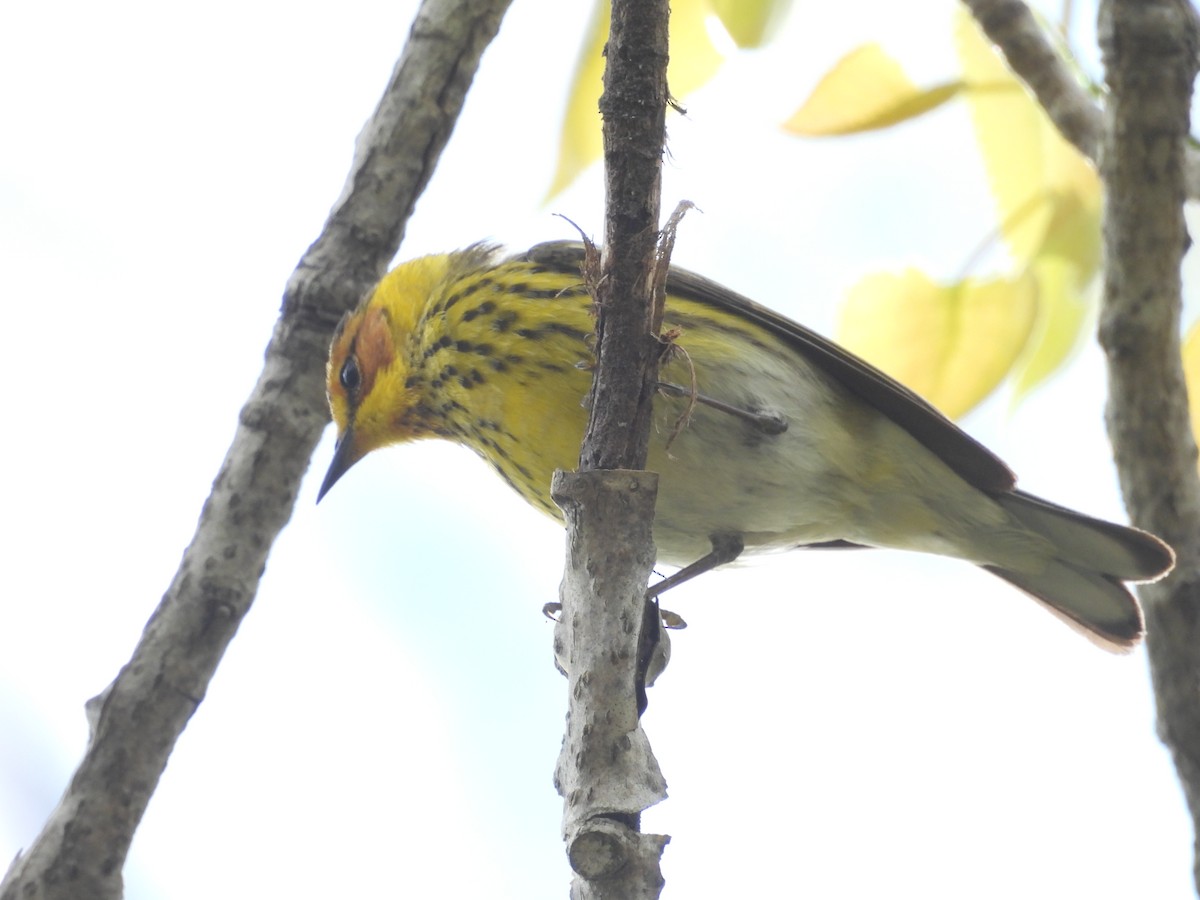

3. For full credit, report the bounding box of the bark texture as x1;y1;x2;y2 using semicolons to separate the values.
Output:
579;0;671;473
552;471;669;900
555;0;674;896
1097;0;1200;889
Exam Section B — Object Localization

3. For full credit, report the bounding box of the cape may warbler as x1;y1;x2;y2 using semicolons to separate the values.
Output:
319;241;1173;649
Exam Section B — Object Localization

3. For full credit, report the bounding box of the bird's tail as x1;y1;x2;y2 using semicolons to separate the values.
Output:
983;490;1174;650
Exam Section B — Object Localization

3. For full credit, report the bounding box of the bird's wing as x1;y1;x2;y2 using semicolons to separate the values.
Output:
522;241;1016;494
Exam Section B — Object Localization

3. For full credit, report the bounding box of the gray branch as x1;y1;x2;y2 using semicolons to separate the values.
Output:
554;0;674;895
0;2;511;897
1096;0;1200;890
963;0;1200;198
552;471;669;899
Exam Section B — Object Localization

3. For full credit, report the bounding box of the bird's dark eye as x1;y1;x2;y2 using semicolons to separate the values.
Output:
339;357;362;394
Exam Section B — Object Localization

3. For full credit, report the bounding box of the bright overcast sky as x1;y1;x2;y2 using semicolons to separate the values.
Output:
2;0;1195;897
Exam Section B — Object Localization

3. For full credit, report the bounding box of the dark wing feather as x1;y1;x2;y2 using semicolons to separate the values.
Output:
523;241;1015;494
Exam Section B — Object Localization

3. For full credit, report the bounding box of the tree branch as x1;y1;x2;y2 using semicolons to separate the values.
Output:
1096;0;1200;889
963;0;1200;198
552;469;668;897
0;2;511;897
579;2;672;471
553;0;673;896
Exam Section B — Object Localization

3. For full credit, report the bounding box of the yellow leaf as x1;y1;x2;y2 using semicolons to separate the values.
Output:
953;7;1101;403
708;0;791;49
545;1;609;202
670;0;728;98
955;8;1101;272
1183;321;1200;467
783;44;962;136
546;0;725;201
1037;157;1102;276
1009;256;1091;402
839;269;1038;418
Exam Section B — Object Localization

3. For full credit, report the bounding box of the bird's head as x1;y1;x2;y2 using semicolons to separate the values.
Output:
318;256;451;501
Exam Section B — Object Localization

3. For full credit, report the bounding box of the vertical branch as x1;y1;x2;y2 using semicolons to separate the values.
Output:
1097;0;1200;888
580;0;671;471
0;2;511;898
553;0;673;896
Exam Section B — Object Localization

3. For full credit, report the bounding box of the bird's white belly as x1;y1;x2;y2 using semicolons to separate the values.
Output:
644;347;1027;568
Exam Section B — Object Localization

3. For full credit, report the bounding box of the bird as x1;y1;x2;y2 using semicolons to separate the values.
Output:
318;240;1174;649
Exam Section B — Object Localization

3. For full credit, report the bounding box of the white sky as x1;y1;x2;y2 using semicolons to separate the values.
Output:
2;0;1195;897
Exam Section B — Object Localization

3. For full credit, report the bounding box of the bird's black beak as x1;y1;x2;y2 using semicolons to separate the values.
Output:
317;432;360;503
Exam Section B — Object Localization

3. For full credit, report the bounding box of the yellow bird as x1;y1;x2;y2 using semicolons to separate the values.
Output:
319;241;1173;649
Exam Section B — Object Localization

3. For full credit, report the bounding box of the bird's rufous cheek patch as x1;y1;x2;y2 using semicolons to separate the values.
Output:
353;306;396;397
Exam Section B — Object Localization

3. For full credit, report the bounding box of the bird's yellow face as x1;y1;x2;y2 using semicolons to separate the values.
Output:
320;256;453;499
